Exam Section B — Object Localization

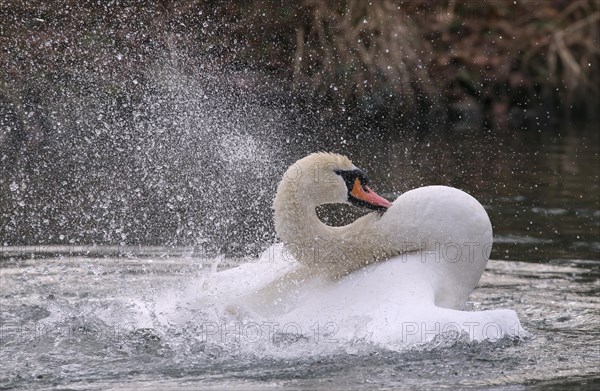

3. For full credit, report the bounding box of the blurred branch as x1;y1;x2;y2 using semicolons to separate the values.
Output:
292;0;438;116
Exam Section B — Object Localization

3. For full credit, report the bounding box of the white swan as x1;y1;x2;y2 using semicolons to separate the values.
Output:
198;152;525;347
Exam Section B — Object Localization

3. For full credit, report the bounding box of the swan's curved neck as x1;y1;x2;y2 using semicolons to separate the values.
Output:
273;180;390;277
273;180;335;252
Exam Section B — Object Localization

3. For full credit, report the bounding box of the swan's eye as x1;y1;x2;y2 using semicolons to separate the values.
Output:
335;168;391;211
335;169;369;192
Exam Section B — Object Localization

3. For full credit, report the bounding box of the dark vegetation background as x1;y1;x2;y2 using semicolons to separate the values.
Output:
1;0;599;253
2;0;598;121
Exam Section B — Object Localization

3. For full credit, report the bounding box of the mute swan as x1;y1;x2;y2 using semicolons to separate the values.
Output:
271;152;491;308
199;152;525;346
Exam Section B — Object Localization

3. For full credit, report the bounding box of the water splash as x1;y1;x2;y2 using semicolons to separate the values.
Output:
1;60;295;255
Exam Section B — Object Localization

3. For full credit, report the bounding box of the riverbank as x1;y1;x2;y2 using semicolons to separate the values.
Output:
1;0;598;131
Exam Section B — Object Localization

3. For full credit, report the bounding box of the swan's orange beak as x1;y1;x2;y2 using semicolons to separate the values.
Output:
349;178;392;211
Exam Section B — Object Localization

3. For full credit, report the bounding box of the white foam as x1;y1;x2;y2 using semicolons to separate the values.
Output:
137;243;527;354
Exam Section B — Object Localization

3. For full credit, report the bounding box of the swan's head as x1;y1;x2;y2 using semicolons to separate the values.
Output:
278;152;392;211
